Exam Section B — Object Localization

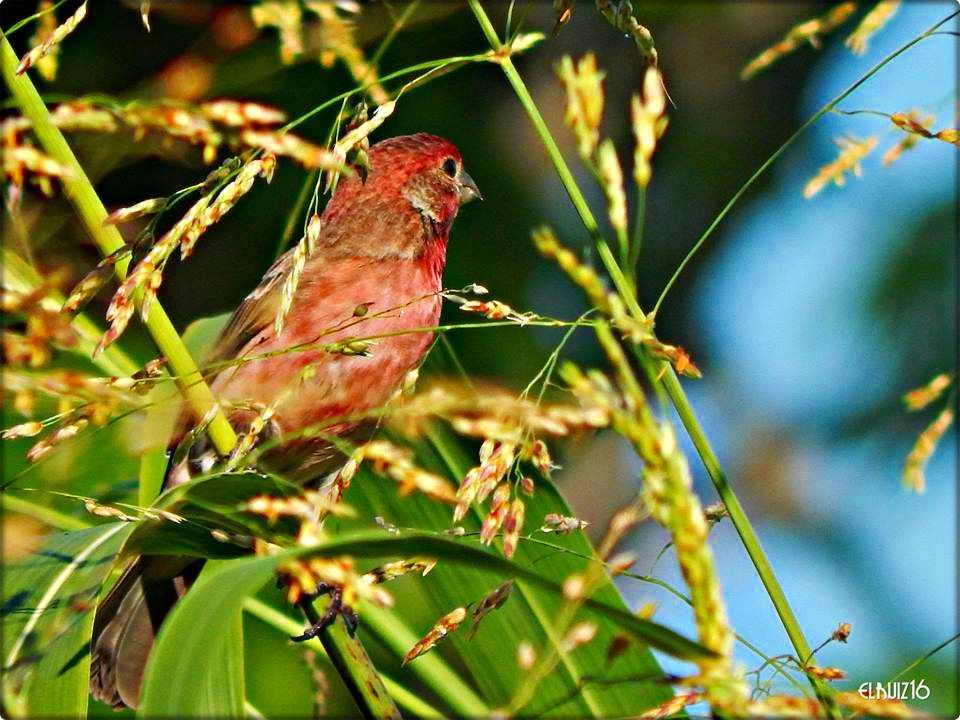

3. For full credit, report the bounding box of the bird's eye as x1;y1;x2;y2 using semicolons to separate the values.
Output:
441;157;458;177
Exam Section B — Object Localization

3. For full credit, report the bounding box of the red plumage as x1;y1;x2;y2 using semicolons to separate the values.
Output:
90;133;480;708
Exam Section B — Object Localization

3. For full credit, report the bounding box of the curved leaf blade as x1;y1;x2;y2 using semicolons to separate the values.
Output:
3;522;132;717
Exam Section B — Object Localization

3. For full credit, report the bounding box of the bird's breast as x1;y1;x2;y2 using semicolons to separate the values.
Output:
211;256;442;435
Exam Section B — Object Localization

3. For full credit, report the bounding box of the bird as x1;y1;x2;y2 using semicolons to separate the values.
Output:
89;133;481;709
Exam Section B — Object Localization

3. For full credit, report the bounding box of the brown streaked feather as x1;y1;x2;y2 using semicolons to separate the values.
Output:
207;250;292;365
90;556;202;709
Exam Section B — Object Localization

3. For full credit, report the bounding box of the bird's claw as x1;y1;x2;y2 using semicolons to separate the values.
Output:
291;584;359;641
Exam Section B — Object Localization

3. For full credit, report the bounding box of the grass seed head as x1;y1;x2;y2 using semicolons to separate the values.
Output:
556;54;605;161
16;1;88;77
846;1;901;56
803;135;878;199
403;607;467;665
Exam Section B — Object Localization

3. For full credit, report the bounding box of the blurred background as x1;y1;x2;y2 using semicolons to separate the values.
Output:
2;0;956;715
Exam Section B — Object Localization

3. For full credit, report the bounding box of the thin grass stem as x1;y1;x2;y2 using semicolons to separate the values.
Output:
652;9;960;317
465;2;839;714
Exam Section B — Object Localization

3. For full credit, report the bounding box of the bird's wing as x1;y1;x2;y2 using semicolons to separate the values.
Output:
207;249;293;364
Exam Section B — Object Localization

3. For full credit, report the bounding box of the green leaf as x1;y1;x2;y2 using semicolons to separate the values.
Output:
138;530;709;717
139;560;246;717
182;312;231;360
124;471;303;559
338;425;681;717
3;523;133;718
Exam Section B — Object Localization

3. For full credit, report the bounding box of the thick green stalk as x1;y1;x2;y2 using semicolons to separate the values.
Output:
243;599;445;719
1;32;238;456
2;248;139;377
2;31;398;719
466;1;836;712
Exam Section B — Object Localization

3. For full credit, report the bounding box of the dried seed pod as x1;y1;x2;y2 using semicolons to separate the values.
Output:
403;607;467;665
16;1;88;76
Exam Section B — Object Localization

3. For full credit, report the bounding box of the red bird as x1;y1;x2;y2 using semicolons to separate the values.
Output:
89;133;480;709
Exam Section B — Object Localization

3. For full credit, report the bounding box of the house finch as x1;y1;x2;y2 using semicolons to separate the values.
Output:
89;133;480;709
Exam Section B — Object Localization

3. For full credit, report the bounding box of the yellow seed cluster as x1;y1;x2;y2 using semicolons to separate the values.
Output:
535;227;700;377
804;664;846;680
280;554;391;610
638;691;703;719
276;214;324;334
597;503;645;559
556;54;605;161
903;405;954;493
541;513;589;534
358;439;457;503
15;1;88;77
803;135;878;199
643;423;736;671
836;691;924;718
331;101;397;161
103;197;167;227
597;139;628;235
455;440;516;522
562;338;741;699
251;1;304;64
885;110;960;155
1;277;159;460
532;226;609;311
883;110;936;166
96;156;274;354
903;372;952;411
8;98;333;170
362;559;435;585
846;1;902;56
28;1;60;81
631;66;668;189
741;3;857;80
390;379;611;444
251;0;388;105
3;146;72;189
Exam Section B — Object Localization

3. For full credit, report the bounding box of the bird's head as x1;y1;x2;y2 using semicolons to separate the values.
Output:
320;133;480;263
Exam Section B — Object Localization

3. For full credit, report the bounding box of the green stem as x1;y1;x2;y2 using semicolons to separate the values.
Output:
2;30;398;720
651;8;960;317
628;184;646;281
660;368;813;658
466;1;837;714
243;599;444;718
1;31;238;457
299;599;401;720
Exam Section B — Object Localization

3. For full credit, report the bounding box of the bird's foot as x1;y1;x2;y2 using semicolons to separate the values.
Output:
291;583;359;641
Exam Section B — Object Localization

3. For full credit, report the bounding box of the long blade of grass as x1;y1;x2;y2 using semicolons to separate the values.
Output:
3;523;133;717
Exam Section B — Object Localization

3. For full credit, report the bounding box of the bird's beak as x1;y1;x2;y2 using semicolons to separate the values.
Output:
458;169;482;204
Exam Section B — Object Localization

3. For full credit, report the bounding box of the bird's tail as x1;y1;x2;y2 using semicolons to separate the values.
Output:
89;554;204;709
